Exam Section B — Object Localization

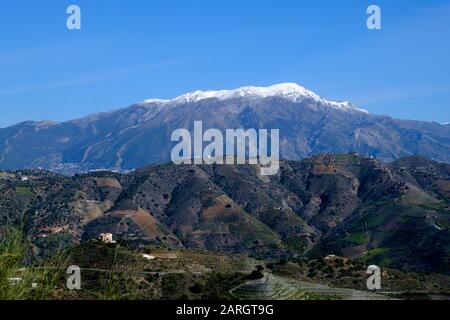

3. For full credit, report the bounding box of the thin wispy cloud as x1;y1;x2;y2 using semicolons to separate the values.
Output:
415;3;450;15
0;47;52;61
0;60;187;96
353;84;450;106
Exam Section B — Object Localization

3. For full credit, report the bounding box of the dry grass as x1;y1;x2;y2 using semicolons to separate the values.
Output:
0;226;68;300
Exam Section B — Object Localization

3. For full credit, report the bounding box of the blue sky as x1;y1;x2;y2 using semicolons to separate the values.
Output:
0;0;449;127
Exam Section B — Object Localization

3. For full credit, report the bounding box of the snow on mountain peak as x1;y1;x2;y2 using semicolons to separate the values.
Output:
139;83;368;113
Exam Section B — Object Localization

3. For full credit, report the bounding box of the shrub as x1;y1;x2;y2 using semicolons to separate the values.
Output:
0;226;68;300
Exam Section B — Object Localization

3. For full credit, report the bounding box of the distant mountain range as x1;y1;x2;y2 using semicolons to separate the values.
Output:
0;83;449;174
1;154;449;273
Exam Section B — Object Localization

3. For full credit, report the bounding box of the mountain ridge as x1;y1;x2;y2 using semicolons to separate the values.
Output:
1;154;449;274
1;83;449;175
138;83;368;113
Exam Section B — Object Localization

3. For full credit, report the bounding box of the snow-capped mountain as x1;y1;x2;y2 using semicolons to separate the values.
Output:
140;83;368;113
0;83;449;174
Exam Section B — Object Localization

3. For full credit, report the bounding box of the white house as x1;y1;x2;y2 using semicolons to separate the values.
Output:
98;233;116;244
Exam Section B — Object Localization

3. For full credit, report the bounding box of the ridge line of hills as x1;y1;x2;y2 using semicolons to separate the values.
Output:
1;153;449;275
1;83;449;175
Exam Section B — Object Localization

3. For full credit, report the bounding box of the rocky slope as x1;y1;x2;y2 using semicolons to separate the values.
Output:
1;154;449;273
0;84;449;174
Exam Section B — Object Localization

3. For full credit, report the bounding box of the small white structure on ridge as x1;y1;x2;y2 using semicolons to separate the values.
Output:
98;233;116;244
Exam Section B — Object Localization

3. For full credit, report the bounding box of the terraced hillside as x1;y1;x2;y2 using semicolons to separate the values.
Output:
0;154;449;274
229;274;387;300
